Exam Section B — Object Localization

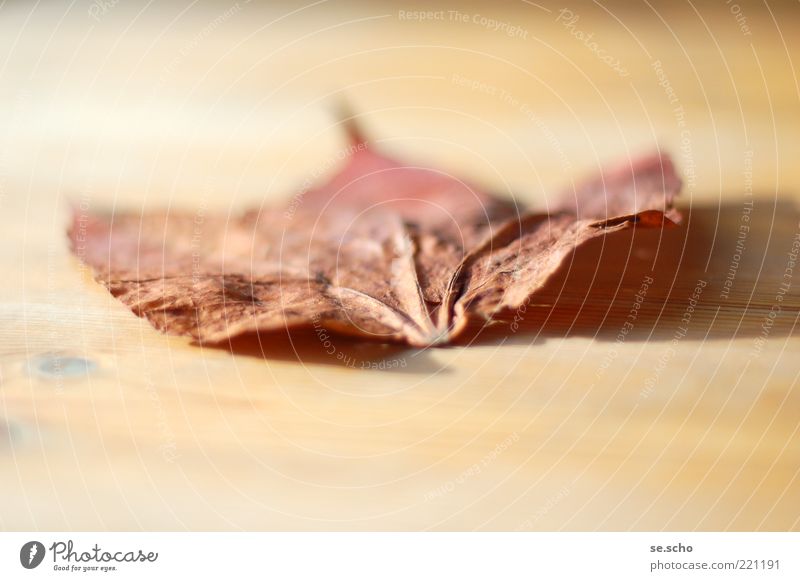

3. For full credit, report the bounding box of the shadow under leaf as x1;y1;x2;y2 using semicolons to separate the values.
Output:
219;327;445;374
459;199;800;346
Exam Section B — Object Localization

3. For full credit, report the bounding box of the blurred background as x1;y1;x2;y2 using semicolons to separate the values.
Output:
2;0;798;208
0;1;799;531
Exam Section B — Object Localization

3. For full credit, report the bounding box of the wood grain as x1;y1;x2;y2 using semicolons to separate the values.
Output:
0;0;798;530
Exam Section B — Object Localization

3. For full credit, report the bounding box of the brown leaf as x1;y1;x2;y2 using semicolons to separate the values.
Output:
69;116;681;348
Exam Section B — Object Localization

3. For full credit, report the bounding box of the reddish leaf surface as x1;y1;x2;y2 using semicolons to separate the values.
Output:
69;118;681;347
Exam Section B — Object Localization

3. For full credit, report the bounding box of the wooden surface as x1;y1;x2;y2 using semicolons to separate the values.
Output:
1;0;799;530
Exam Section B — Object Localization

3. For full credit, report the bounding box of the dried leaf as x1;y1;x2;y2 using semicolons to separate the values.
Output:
69;116;681;348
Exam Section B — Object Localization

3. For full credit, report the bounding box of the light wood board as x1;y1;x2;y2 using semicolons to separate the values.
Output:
0;0;798;530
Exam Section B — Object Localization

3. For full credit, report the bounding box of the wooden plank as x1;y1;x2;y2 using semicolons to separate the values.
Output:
0;1;798;531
